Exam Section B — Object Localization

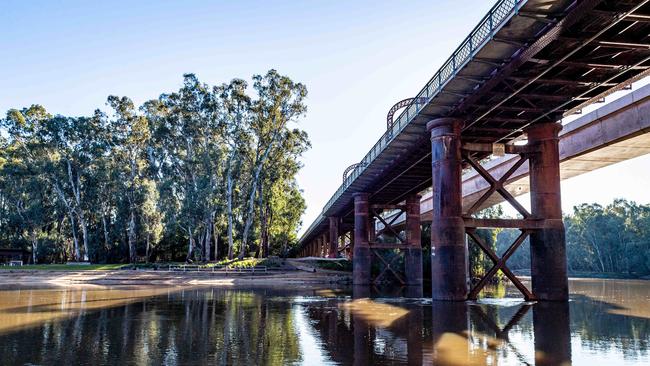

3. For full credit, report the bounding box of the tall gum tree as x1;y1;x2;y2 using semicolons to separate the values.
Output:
238;70;307;259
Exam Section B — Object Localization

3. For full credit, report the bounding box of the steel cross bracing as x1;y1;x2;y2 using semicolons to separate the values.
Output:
368;205;408;285
298;0;650;252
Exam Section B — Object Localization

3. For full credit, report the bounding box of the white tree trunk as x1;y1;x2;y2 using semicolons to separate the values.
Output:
128;211;136;263
186;225;194;262
226;162;235;260
31;230;38;264
239;130;280;259
80;215;89;261
146;234;150;262
68;160;89;261
204;218;212;262
102;214;110;251
69;212;80;261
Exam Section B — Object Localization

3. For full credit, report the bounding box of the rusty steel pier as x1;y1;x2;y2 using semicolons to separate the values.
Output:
297;0;650;301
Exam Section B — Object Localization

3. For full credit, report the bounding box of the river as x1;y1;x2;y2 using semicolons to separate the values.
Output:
0;278;648;365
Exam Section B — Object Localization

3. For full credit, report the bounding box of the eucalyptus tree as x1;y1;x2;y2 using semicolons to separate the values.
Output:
1;105;90;261
150;74;225;262
107;96;157;263
0;70;313;264
256;128;309;257
218;78;252;259
0;140;51;263
238;70;307;259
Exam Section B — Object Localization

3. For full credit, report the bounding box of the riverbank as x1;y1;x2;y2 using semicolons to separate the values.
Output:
0;265;352;287
513;269;650;280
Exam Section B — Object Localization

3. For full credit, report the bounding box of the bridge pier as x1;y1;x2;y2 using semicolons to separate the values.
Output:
404;194;423;288
428;118;468;301
328;216;340;258
353;193;372;284
320;234;327;257
528;123;569;301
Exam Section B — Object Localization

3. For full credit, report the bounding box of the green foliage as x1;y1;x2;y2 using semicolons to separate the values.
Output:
468;206;504;282
0;71;310;264
496;199;650;277
213;257;282;269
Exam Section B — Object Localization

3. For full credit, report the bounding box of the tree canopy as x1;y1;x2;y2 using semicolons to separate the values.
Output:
0;70;310;263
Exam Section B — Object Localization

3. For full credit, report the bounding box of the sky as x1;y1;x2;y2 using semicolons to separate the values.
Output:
2;0;649;235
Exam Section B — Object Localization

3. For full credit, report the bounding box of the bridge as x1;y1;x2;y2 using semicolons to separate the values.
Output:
296;0;650;302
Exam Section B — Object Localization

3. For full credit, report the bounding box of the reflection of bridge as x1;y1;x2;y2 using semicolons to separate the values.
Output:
304;292;571;365
296;0;650;301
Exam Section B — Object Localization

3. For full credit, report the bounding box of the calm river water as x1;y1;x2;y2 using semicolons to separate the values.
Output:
0;278;648;365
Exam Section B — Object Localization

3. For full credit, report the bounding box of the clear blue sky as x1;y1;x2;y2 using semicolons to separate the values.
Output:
2;0;649;234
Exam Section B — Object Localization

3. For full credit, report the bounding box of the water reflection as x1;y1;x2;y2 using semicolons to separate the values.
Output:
0;279;648;365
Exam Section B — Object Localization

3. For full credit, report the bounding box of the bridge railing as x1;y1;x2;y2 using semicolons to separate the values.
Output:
302;0;524;242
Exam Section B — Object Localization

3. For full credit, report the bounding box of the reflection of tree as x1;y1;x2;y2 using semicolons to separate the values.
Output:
2;284;649;364
0;288;303;365
569;294;650;357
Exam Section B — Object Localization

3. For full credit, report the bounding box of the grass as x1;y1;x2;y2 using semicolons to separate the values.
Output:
0;263;127;271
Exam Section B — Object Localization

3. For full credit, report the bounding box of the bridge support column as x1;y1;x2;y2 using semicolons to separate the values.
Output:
428;118;468;301
528;122;569;301
349;230;355;259
404;194;423;288
320;234;327;257
328;216;339;258
353;192;371;285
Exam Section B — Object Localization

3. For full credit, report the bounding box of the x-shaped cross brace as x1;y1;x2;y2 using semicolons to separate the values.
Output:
464;153;530;218
467;229;535;301
372;250;406;285
372;208;405;243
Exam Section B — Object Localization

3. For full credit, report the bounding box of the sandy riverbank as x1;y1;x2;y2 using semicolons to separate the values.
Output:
0;267;352;287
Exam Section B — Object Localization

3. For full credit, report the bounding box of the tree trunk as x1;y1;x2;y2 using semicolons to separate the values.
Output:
239;133;279;259
257;181;266;259
214;228;219;261
128;210;136;263
31;230;38;264
186;225;194;262
145;234;150;263
67;160;89;261
205;217;212;262
79;215;89;261
262;204;270;258
102;213;110;252
69;212;80;261
226;165;235;260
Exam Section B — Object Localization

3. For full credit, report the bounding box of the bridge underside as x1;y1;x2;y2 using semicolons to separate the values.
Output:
298;0;650;301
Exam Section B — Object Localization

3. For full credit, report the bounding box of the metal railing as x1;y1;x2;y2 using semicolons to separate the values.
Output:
300;0;524;243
